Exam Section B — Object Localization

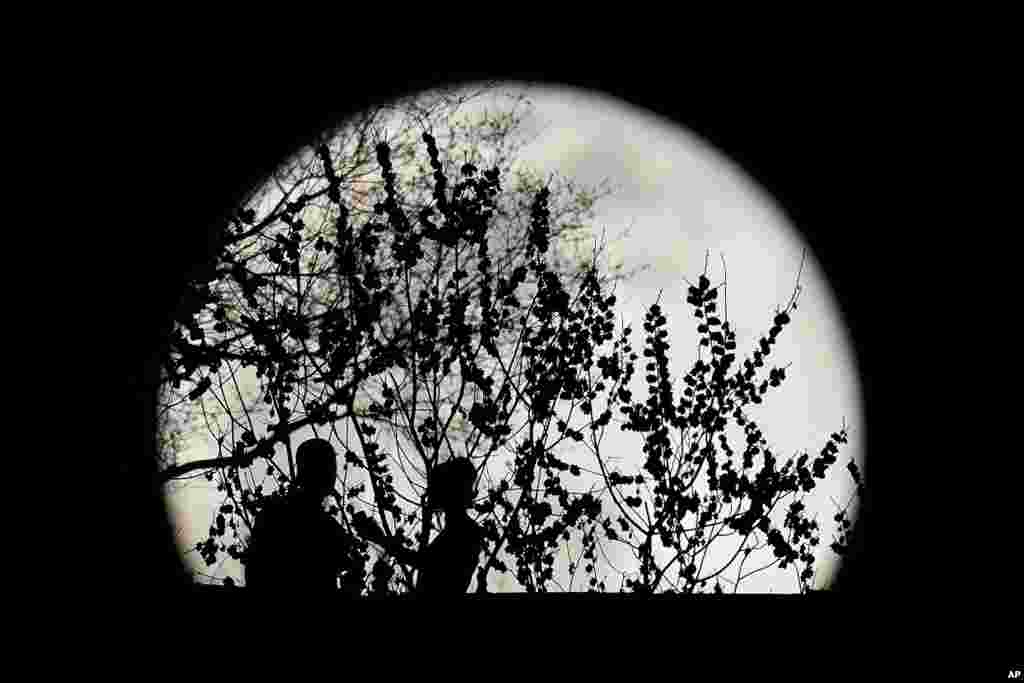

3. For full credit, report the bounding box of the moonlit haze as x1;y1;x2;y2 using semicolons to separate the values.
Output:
164;83;865;593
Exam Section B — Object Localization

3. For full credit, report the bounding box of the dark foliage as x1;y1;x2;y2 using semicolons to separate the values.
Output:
161;128;862;595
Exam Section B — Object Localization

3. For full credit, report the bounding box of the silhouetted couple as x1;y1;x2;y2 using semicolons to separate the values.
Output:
245;438;483;596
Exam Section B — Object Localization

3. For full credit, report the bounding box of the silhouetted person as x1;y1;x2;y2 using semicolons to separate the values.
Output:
245;438;358;594
355;457;484;595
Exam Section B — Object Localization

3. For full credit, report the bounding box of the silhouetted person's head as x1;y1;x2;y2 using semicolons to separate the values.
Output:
296;438;338;500
427;458;477;514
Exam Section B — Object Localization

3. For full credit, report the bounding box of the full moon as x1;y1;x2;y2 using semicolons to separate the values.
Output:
163;82;865;593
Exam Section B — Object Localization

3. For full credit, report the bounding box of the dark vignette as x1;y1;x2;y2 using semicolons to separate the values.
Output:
112;36;911;658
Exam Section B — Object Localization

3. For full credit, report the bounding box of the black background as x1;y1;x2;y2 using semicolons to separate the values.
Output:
109;31;946;657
